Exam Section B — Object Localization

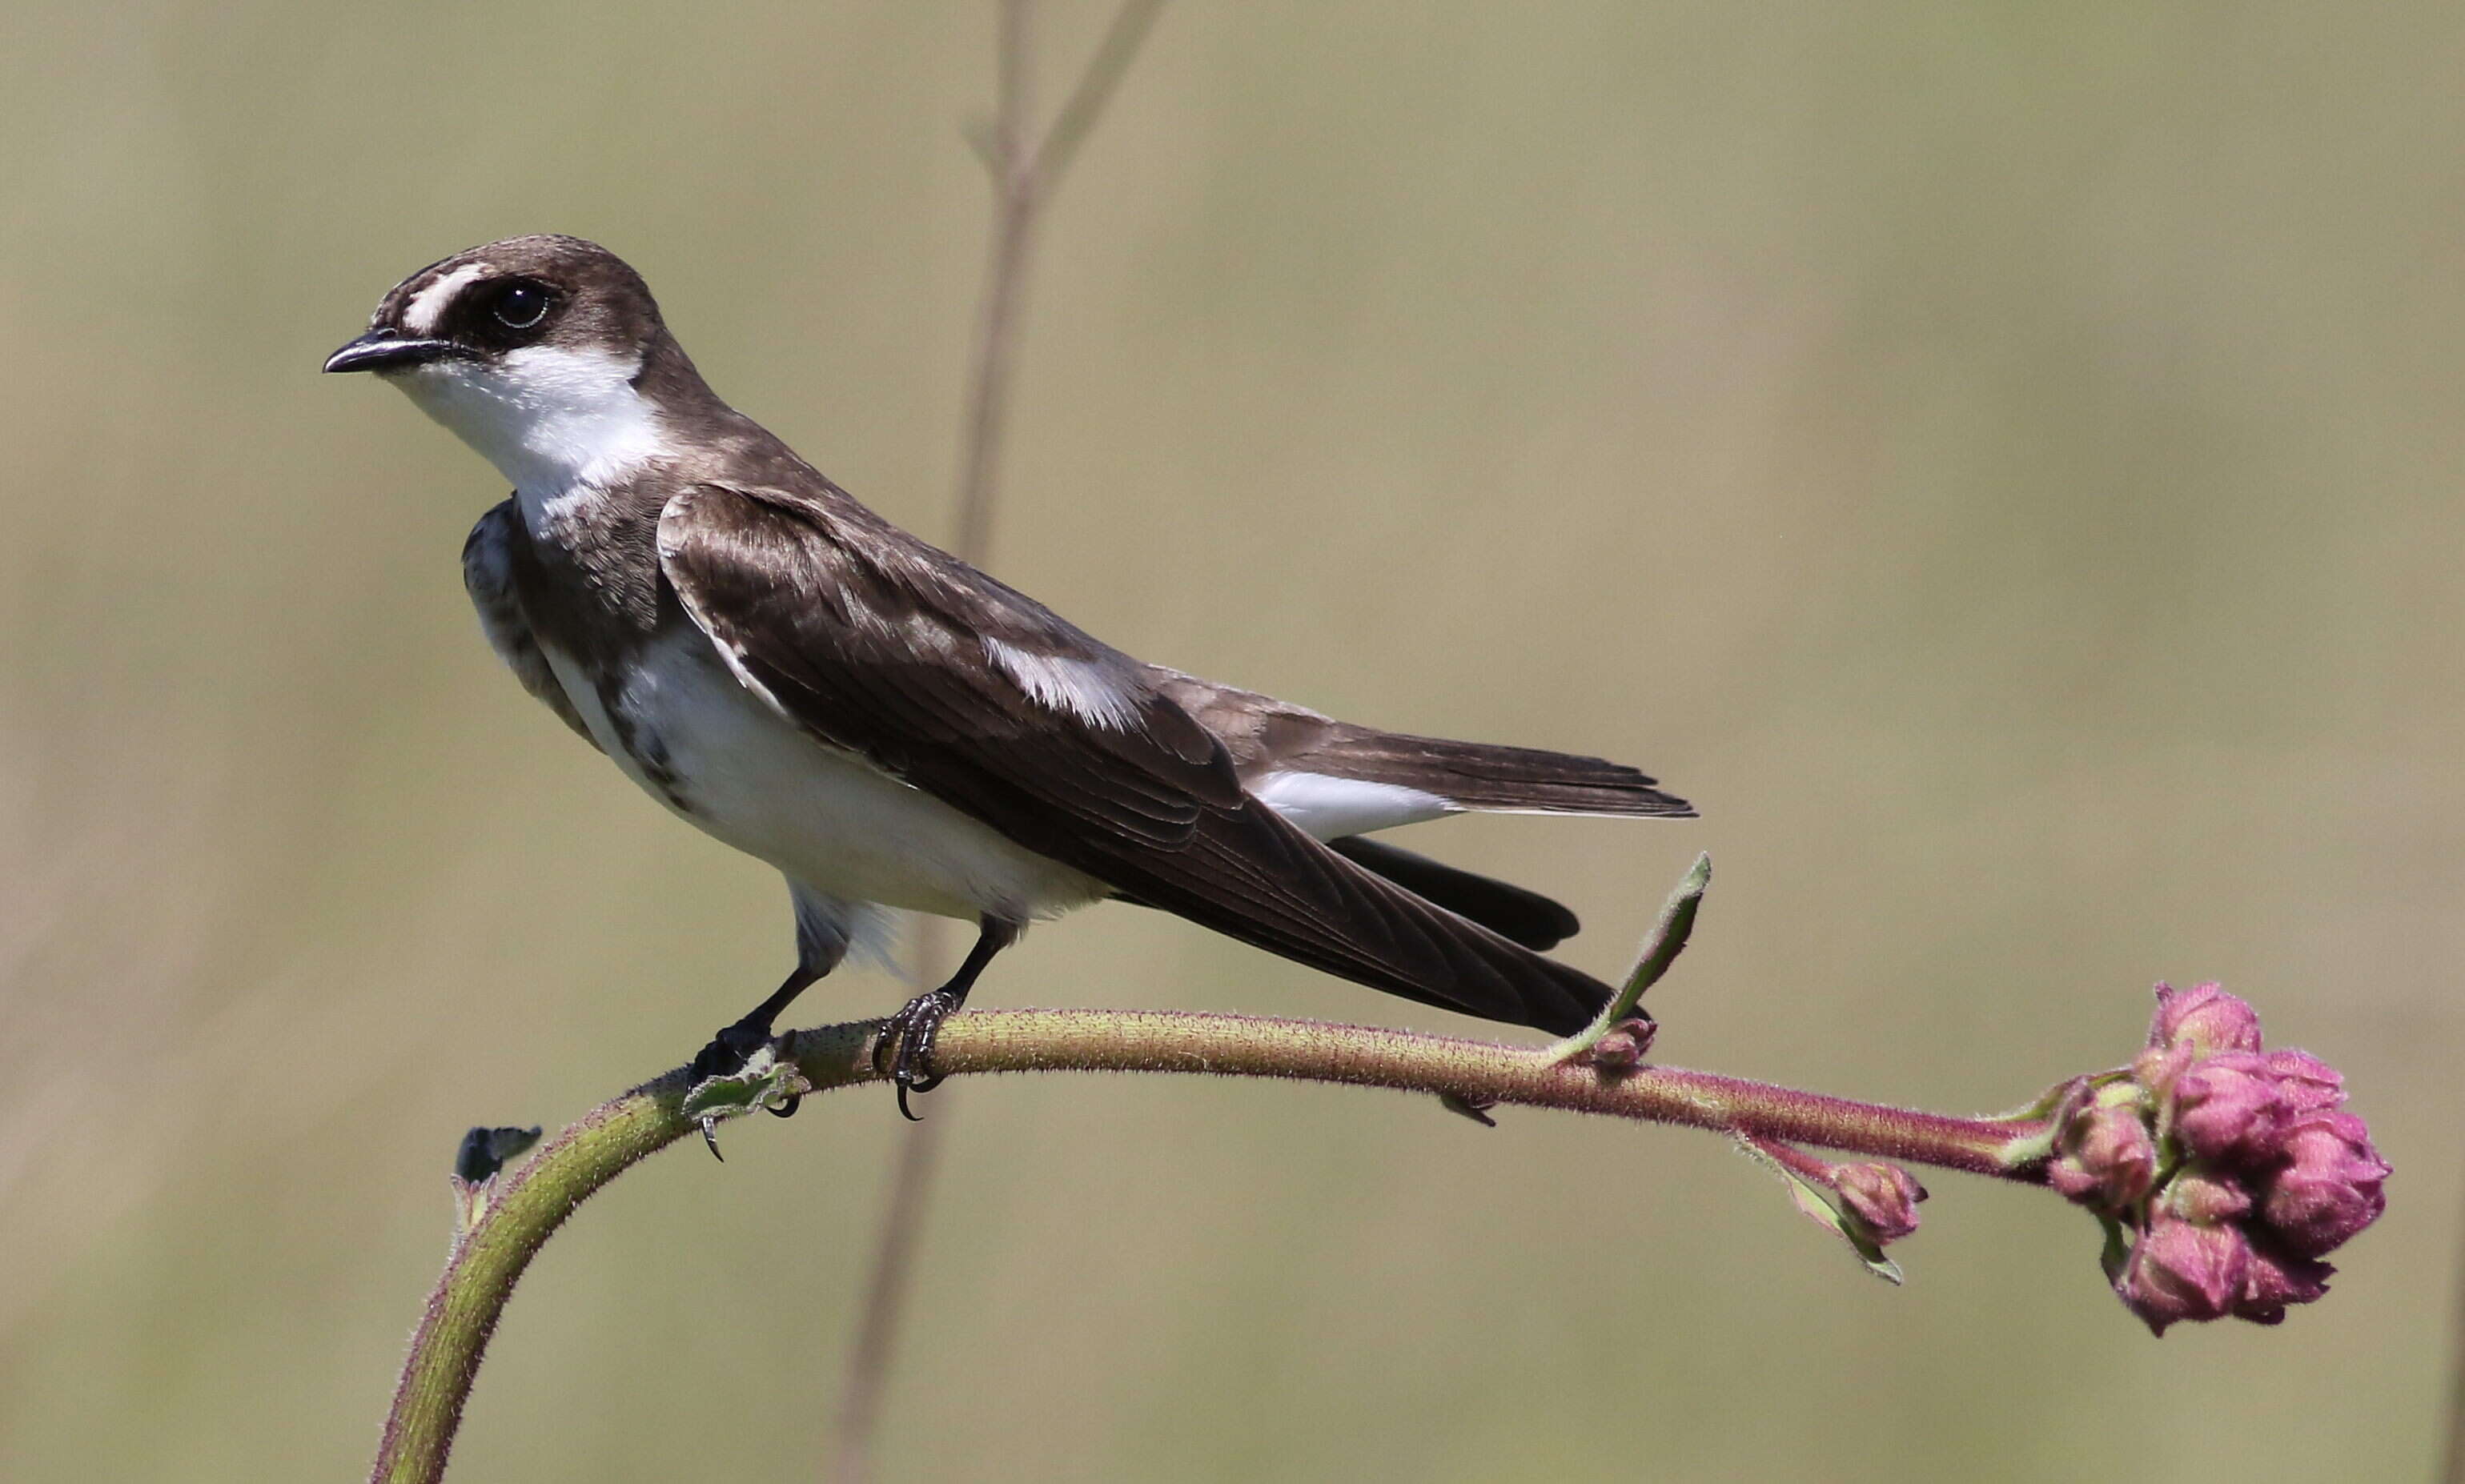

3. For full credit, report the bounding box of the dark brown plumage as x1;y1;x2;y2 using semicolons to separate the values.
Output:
657;481;1619;1033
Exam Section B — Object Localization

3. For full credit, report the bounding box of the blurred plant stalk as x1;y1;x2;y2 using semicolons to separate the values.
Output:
831;4;1169;1482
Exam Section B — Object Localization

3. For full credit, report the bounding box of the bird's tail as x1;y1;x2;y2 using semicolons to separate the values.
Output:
1090;795;1621;1037
1283;728;1695;819
1325;835;1581;951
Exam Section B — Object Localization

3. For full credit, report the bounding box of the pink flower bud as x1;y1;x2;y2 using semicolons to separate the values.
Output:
2261;1110;2391;1257
2118;1214;2251;1335
1834;1162;1926;1243
2047;1094;2157;1209
2158;1167;2251;1225
2234;1238;2335;1325
2171;1052;2288;1165
2264;1049;2347;1115
2150;981;2263;1056
2076;982;2379;1332
2131;1040;2195;1100
1584;1020;1654;1075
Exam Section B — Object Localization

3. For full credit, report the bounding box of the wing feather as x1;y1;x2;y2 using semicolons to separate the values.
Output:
462;500;600;750
655;481;1614;1034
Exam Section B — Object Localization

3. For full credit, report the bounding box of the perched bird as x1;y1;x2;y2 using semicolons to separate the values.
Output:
325;235;1692;1116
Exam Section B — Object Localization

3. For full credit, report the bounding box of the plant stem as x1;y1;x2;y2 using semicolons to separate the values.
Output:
873;1010;2041;1176
824;925;949;1484
947;0;1038;567
372;1096;680;1484
371;1006;2046;1483
822;1105;945;1484
949;0;1168;564
833;6;1169;1475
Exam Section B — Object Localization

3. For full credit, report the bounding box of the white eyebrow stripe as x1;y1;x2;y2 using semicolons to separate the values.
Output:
403;263;488;335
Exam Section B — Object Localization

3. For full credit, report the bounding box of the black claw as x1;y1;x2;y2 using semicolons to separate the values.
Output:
869;917;1013;1118
877;987;964;1119
699;1116;725;1161
765;1093;801;1119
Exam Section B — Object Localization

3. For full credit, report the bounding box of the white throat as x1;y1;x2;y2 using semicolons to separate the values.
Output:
391;343;668;499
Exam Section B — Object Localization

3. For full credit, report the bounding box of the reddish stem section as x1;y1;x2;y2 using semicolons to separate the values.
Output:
905;1009;2043;1178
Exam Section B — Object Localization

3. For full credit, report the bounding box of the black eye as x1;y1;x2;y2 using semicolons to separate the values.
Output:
489;281;552;330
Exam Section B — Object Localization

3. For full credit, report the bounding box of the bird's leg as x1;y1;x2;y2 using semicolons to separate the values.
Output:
685;965;825;1161
691;964;820;1097
876;916;1019;1121
686;885;861;1156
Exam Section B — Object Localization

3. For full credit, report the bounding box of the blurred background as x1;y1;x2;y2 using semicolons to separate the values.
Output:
2;3;2458;1479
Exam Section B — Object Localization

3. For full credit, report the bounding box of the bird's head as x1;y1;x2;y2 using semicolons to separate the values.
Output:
325;235;688;491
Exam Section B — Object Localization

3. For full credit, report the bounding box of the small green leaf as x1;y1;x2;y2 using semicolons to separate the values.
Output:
680;1046;812;1125
1547;852;1709;1064
2096;1213;2133;1285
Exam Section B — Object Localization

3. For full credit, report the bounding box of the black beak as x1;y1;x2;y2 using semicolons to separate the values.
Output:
323;331;460;375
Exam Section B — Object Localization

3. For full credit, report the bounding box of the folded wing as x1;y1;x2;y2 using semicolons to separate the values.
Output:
655;481;1614;1034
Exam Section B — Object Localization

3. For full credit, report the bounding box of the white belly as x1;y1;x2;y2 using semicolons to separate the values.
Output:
540;629;1110;921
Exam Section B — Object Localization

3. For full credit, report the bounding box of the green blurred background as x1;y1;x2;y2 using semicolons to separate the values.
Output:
2;3;2457;1479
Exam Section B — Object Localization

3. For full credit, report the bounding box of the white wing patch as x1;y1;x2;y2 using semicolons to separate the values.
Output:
984;637;1142;730
1249;771;1457;840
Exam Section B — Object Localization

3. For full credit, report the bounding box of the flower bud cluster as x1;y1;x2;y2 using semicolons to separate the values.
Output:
2045;983;2387;1334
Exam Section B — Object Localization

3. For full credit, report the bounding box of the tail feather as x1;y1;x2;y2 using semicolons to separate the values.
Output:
1326;836;1581;951
1087;794;1615;1036
1287;729;1696;819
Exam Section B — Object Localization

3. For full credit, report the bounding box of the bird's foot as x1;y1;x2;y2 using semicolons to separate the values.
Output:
689;1016;804;1117
690;1016;776;1082
682;1018;807;1160
873;989;963;1121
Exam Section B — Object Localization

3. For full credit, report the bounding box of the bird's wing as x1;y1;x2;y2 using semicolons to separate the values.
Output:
654;480;1612;1033
462;499;600;750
